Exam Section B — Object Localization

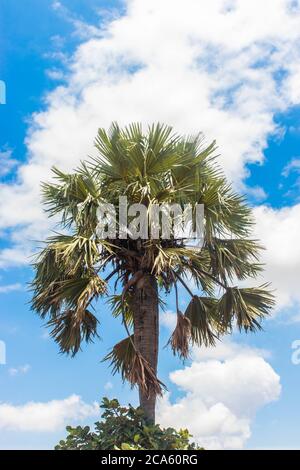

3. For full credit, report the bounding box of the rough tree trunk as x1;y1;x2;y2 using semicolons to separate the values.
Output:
133;274;159;424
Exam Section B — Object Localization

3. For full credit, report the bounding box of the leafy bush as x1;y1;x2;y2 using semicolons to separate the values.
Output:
55;398;202;450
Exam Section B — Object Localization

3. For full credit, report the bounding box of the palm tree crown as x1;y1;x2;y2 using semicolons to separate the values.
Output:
31;123;274;422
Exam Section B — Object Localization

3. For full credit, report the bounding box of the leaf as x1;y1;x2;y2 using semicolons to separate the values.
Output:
184;296;217;347
205;237;263;281
167;312;191;359
103;336;166;396
217;284;275;332
107;294;134;327
121;443;132;450
47;308;99;356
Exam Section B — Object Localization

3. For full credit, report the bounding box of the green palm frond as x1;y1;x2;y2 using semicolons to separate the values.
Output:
32;272;106;318
206;238;264;282
200;180;253;239
42;166;101;230
178;251;215;294
107;294;134;327
48;234;102;271
217;284;275;332
47;308;98;356
184;296;218;347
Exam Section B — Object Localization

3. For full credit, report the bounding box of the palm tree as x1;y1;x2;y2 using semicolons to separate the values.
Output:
31;123;274;424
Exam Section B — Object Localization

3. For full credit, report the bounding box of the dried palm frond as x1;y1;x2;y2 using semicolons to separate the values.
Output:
129;352;165;397
168;312;191;360
103;336;165;397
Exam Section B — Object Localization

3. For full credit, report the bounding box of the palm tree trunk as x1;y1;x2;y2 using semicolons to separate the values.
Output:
133;274;159;424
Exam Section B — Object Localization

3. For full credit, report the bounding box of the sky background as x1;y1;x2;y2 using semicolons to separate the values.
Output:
1;0;300;450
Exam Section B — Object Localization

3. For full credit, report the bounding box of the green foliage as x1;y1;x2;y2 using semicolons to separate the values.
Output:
55;398;202;450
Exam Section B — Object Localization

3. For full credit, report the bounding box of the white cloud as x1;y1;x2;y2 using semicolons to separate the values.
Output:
194;340;271;361
50;0;104;39
157;341;281;449
245;185;268;202
8;365;31;377
0;341;6;365
0;395;99;432
0;283;23;294
253;204;300;311
0;150;18;177
282;157;300;177
1;0;300;295
51;1;62;11
46;68;65;81
160;310;177;330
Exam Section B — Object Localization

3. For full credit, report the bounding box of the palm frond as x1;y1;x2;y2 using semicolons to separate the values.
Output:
185;296;218;347
167;312;191;360
103;336;165;397
42;167;101;230
47;308;98;356
107;293;134;327
205;238;264;282
217;284;275;332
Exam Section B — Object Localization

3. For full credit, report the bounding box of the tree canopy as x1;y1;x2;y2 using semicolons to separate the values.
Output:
31;122;274;402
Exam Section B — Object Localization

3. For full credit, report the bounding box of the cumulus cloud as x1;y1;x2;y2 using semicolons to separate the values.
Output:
0;150;18;177
157;341;281;449
253;204;300;311
1;0;300;319
0;395;99;432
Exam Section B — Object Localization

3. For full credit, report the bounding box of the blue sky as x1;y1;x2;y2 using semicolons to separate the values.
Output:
1;0;300;450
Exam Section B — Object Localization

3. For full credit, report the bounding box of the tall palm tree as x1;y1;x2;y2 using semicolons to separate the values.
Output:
31;123;274;424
